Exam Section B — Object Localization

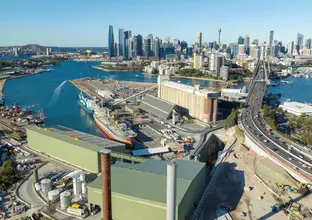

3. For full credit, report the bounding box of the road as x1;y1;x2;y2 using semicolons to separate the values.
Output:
240;60;312;183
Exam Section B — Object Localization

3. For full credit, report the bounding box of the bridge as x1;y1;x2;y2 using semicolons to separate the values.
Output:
239;49;312;184
13;44;50;56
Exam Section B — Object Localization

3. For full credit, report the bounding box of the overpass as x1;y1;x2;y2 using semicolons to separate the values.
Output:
239;58;312;184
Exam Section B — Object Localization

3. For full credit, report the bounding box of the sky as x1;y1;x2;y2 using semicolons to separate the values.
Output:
1;0;312;47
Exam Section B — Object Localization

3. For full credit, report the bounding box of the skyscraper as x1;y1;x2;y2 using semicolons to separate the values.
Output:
118;28;124;57
143;37;151;57
269;30;274;48
153;37;160;59
196;32;202;48
147;34;154;56
124;30;132;59
253;39;259;46
238;36;244;45
133;34;143;57
305;38;311;49
287;41;294;55
164;35;170;44
244;35;250;55
233;42;238;58
296;33;304;54
249;44;259;59
108;25;115;59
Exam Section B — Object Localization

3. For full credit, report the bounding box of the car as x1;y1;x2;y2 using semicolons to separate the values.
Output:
299;155;304;159
264;140;268;143
302;164;307;168
288;157;293;161
273;148;278;151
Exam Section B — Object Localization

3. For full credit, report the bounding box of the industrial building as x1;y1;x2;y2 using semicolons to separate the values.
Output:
140;94;176;120
279;101;312;116
87;158;206;220
26;125;125;173
157;75;219;122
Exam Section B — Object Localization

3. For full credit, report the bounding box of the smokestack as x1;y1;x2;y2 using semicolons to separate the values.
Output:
166;162;177;220
100;149;112;220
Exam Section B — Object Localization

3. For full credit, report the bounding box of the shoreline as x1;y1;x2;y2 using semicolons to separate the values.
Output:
171;75;226;82
92;66;143;72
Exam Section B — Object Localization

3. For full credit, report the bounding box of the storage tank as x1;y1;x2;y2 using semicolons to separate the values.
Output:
73;177;82;196
80;173;87;194
60;191;71;210
48;189;60;202
40;179;52;194
34;183;41;191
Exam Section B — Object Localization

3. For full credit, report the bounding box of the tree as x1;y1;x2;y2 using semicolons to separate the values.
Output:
224;109;238;130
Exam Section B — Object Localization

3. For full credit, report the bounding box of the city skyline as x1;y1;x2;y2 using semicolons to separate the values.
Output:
1;0;312;47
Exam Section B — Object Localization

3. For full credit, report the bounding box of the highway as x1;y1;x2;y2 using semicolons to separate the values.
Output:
240;60;312;183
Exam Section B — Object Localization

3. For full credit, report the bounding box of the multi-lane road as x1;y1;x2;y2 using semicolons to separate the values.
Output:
240;60;312;183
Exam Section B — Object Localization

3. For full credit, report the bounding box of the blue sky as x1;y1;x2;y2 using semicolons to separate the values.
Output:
1;0;311;47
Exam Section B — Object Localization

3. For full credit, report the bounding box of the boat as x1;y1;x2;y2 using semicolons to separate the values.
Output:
93;107;136;146
0;95;5;106
77;92;97;114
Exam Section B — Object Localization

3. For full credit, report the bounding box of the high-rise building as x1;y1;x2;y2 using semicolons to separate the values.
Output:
233;42;238;58
249;44;259;59
108;25;115;59
305;38;312;49
133;34;143;57
220;66;229;81
186;47;193;57
147;34;154;55
296;33;304;54
238;44;246;55
244;35;250;55
153;37;160;59
238;36;244;45
143;37;151;57
287;41;294;55
124;30;132;59
253;39;259;46
269;30;274;48
196;32;202;48
118;28;124;57
164;35;170;44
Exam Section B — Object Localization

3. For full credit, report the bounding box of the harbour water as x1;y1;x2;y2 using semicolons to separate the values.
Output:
2;59;221;136
268;77;312;102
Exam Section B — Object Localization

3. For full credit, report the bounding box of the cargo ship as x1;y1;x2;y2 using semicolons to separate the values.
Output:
77;92;97;114
93;107;137;146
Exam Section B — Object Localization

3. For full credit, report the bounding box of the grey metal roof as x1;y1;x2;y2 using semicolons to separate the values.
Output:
140;94;175;120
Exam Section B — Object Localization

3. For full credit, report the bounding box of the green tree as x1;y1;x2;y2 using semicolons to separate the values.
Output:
224;109;238;129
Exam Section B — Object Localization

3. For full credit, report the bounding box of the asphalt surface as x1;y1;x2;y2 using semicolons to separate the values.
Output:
240;60;312;182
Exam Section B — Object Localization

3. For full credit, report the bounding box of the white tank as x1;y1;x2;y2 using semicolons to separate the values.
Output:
81;182;87;194
34;183;41;191
48;189;60;202
60;191;71;210
40;179;52;194
79;173;85;182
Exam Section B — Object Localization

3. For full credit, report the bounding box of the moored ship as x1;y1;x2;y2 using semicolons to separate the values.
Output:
93;107;136;146
77;92;97;114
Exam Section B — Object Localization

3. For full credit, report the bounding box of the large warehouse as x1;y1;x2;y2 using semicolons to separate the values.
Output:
88;158;206;220
157;75;219;122
26;125;125;173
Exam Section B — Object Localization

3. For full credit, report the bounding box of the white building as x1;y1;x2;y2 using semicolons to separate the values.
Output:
238;44;246;55
220;66;229;81
249;44;259;59
279;102;312;116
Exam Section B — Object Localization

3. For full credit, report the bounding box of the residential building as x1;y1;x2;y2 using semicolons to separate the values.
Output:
147;34;154;56
108;25;115;59
209;53;224;77
186;47;193;57
220;66;229;81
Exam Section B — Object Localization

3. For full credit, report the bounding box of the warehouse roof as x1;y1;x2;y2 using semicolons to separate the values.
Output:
140;94;175;120
87;158;205;204
162;81;219;98
131;147;169;156
26;125;124;153
279;102;312;116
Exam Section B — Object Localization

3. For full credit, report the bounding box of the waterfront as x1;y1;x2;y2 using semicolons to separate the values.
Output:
269;77;312;102
2;59;222;136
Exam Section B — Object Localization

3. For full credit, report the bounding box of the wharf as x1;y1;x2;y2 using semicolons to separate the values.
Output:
70;78;156;103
